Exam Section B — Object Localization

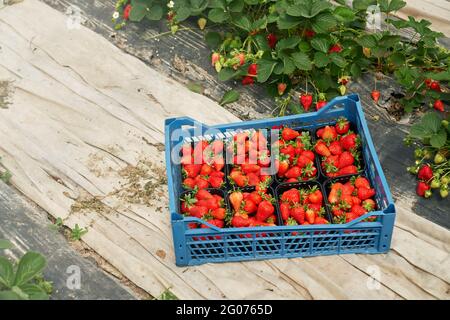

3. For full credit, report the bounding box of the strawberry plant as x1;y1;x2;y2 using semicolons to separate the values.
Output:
405;112;449;199
113;0;448;114
0;239;52;300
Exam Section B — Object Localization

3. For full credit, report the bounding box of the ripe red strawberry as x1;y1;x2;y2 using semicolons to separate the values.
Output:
204;219;224;228
337;165;358;176
329;141;343;155
212;208;226;220
352;196;362;206
282;127;299;141
345;211;359;223
351;205;367;217
276;158;290;177
362;199;376;211
248;191;263;205
200;164;213;176
314;217;329;225
267;33;277;49
322;126;337;141
247;172;260;187
183;164;201;178
241;163;260;174
183;178;196;189
123;4;132;20
316;100;327;110
285;166;301;179
233;173;248;187
213;157;225;171
338;151;355;168
424;78;432;88
229;191;243;213
256;201;275;221
297;155;313;168
357;187;376;200
335;117;350;134
434;100;444;112
290;207;305;224
281;188;300;204
430;81;441;92
189;205;208;218
308;190;323;204
278;83;287;95
302;150;315;161
280;144;296;160
248;63;258;75
195;177;209;189
316;128;324;138
208;175;223;188
416;181;430;197
354;176;370;189
417;165;433;181
371;90;380;103
300;94;313;111
304;29;316;38
211;140;224;155
242;76;254;85
196;189;213;200
314;142;331;157
340;133;357;150
243;199;257;214
305;208;316;224
231;215;251;227
280;202;291;221
328;43;342;53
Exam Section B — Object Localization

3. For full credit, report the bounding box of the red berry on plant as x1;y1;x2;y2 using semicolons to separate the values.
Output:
434;100;444;112
417;164;433;181
123;4;132;20
430;81;441;92
316;100;327;110
267;33;277;49
416;181;430;197
300;94;313;111
248;63;258;75
242;76;254;85
371;90;380;103
328;44;342;53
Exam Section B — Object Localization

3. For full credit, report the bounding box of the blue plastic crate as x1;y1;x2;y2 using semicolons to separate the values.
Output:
165;94;396;266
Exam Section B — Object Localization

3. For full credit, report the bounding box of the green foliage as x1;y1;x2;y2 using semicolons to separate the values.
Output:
220;89;240;105
0;240;51;300
70;224;88;241
114;0;448;115
158;288;178;300
409;113;449;149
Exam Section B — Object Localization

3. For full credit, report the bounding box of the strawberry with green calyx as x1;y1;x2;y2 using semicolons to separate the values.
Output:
281;127;299;141
335;117;350;135
362;199;376;211
416;181;430;197
417;164;433;181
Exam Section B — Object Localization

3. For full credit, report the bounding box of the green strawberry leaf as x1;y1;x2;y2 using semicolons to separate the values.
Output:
0;256;15;288
205;32;222;49
257;59;277;82
220;90;240;106
430;130;447;148
13;252;47;287
421;112;442;133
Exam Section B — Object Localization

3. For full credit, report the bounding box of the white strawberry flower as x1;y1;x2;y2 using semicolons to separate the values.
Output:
112;11;119;19
167;1;175;8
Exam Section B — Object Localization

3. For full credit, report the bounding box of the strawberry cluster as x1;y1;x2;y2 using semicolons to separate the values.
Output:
279;186;328;226
229;189;278;227
328;176;377;223
314;117;362;177
181;189;227;229
181;140;225;190
274;127;317;182
227;131;272;189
